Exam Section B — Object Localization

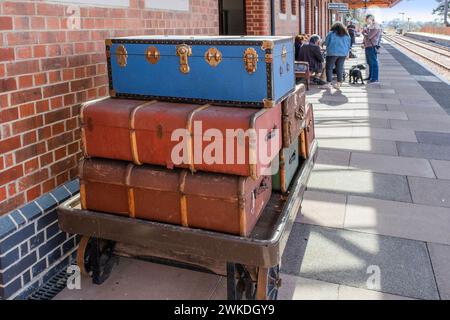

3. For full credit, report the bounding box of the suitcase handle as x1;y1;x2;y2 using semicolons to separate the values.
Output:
289;150;297;164
265;125;278;141
295;110;304;119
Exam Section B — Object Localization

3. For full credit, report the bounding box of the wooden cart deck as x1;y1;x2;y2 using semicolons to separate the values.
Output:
57;140;317;300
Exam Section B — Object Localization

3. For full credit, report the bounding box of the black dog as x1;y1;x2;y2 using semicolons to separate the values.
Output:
349;64;366;84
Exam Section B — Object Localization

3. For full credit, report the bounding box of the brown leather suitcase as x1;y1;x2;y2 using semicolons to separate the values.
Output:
79;158;272;236
80;98;282;179
282;84;306;148
300;103;315;159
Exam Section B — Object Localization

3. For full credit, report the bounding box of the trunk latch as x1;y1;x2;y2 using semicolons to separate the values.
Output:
243;48;258;74
205;47;222;67
176;44;192;74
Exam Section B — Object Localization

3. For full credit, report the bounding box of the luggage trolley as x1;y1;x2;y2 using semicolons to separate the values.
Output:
57;141;317;300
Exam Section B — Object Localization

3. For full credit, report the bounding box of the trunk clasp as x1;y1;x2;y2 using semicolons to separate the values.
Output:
176;44;192;74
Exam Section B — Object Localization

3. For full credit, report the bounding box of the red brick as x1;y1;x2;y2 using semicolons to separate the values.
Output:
62;69;74;81
63;94;75;106
41;57;67;71
0;164;23;185
11;88;42;105
37;3;64;16
71;78;93;92
39;152;53;167
31;17;45;29
36;100;50;113
0;193;25;215
33;45;46;58
18;75;33;89
44;107;70;125
0;136;21;154
0;108;19;124
39;31;65;44
7;183;16;197
67;141;79;155
0;186;6;202
7;32;38;46
19;102;35;117
48;70;62;84
14;16;30;30
68;54;90;67
0;156;3;171
47;132;73;151
52;122;65;135
22;130;37;145
50;96;63;109
34;73;47;86
54;146;67;161
18;168;49;192
0;48;15;62
43;82;69;98
0;17;13;30
26;185;41;202
0;64;5;78
7;60;39;76
16;46;33;59
42;178;56;194
15;142;46;163
12;115;44;135
0;78;17;92
24;158;39;174
56;171;69;186
3;2;36;15
51;156;75;175
46;17;60;29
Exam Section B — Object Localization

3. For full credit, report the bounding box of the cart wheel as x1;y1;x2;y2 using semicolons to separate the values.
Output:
76;236;117;285
227;263;256;300
256;265;281;300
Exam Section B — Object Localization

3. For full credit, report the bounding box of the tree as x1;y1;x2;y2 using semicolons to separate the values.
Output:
433;0;450;26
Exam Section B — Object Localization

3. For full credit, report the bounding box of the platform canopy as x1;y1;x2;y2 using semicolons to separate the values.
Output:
342;0;402;9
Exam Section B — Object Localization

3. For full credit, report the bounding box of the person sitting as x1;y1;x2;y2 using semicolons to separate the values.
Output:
298;35;326;85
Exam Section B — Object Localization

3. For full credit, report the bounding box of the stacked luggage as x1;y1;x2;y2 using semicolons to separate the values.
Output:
78;36;315;237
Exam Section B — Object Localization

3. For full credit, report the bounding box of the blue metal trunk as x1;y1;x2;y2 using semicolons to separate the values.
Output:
106;36;295;107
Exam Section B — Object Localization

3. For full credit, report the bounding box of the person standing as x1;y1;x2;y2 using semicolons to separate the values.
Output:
322;22;351;90
363;14;382;83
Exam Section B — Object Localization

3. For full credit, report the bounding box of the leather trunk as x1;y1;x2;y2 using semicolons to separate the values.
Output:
79;158;272;236
300;103;315;159
81;98;282;179
272;136;300;193
281;84;306;148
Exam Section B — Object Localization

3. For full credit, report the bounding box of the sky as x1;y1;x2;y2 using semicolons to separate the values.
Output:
364;0;438;23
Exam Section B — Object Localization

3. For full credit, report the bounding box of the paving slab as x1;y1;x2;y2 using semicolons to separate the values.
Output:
316;149;350;167
54;257;221;300
313;103;388;111
407;113;450;122
277;274;339;300
317;138;398;156
397;142;450;161
315;117;390;129
307;165;412;202
427;243;450;300
345;195;450;245
408;176;450;208
338;285;414;300
415;131;450;146
349;152;435;178
387;105;447;114
297;190;347;228
352;127;418;142
430;160;450;180
281;224;439;300
391;119;450;133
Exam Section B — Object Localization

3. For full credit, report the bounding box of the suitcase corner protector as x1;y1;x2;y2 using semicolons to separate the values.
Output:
105;39;112;47
110;89;116;97
263;99;275;108
261;40;275;50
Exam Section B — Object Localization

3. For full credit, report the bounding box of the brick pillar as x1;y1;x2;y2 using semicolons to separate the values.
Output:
305;0;312;34
245;0;271;35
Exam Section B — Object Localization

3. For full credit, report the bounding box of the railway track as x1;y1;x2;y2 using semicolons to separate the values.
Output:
384;34;450;72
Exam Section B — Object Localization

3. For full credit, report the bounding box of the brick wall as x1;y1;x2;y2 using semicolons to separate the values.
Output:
0;0;219;216
274;0;299;36
245;0;271;35
0;0;218;300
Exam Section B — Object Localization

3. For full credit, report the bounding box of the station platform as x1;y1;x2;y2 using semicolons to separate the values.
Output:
405;32;450;47
53;41;450;300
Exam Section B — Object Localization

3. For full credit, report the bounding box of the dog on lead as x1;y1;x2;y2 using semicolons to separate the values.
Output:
349;64;366;84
